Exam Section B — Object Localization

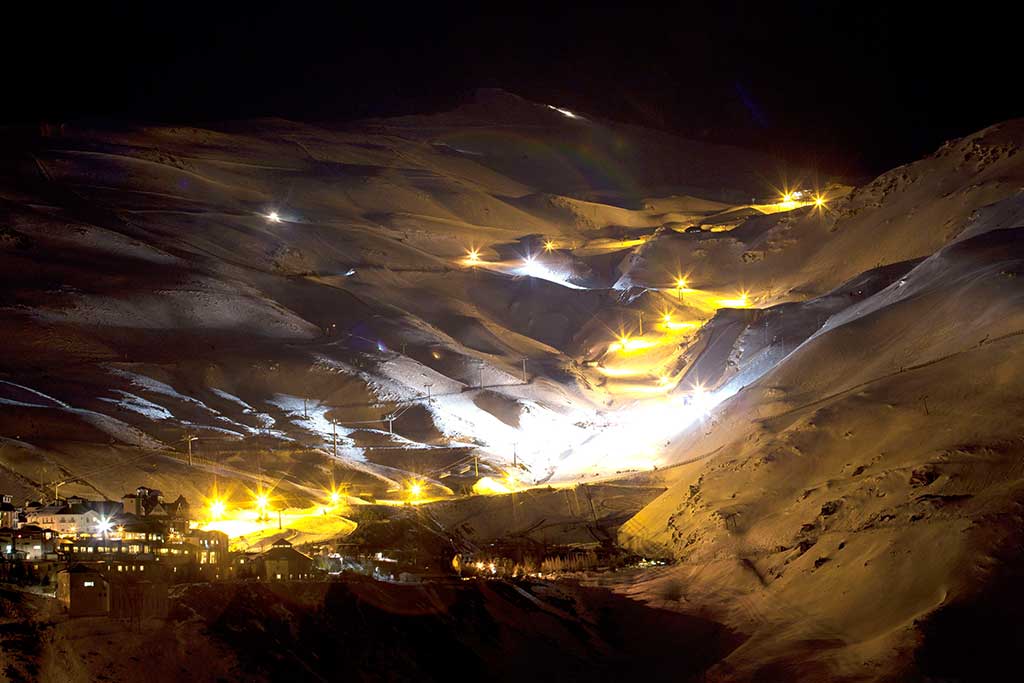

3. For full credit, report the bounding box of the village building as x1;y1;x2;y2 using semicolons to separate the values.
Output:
122;487;190;534
57;564;109;616
1;525;58;560
184;528;226;567
25;502;102;536
0;495;17;528
57;524;229;581
57;563;169;619
262;538;315;580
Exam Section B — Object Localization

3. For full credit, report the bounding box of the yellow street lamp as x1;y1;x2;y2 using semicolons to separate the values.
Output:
675;276;688;301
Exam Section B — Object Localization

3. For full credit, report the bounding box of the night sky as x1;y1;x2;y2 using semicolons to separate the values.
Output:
6;2;1021;178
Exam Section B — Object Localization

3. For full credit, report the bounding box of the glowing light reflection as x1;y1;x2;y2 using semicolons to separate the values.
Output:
718;292;750;308
517;255;585;289
608;336;657;353
473;476;512;495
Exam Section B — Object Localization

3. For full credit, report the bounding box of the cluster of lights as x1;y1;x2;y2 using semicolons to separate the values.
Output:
473;560;499;575
597;276;753;401
776;189;828;211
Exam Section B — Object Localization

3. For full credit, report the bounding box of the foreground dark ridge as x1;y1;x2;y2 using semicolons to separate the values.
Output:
2;577;742;683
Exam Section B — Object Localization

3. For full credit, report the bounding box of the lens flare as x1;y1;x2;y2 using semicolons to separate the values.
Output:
208;498;226;520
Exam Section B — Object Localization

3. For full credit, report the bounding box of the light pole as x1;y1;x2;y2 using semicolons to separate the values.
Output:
424;382;433;401
185;434;198;466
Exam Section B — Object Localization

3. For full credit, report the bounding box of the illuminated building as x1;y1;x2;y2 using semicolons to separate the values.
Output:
261;538;316;581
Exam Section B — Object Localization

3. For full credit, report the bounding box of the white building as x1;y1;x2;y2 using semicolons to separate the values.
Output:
25;503;102;536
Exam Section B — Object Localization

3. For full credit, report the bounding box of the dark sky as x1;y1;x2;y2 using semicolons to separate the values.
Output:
7;2;1022;177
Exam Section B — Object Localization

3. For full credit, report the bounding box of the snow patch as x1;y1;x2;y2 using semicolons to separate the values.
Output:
98;391;175;421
